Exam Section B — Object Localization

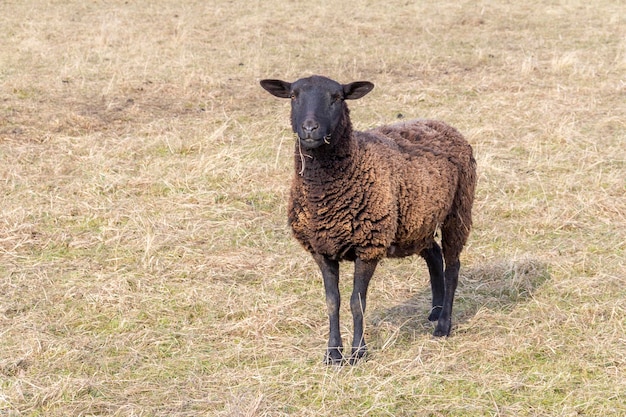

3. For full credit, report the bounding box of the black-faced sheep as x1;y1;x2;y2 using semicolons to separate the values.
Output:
260;75;476;365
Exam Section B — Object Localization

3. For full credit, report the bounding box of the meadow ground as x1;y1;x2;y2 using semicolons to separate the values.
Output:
1;0;625;415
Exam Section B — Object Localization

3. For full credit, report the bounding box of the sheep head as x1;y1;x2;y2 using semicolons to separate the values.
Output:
260;75;374;149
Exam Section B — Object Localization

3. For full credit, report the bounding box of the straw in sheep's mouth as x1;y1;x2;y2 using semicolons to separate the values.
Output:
295;133;331;175
296;134;313;176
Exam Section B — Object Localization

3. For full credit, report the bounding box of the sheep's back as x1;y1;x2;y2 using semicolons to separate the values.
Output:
369;119;473;166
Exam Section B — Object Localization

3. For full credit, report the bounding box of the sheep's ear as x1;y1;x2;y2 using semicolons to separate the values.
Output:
343;81;374;100
260;79;292;98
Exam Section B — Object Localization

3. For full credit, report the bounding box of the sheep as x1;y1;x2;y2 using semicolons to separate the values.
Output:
260;75;476;365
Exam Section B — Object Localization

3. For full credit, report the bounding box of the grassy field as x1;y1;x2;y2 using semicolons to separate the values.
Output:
1;0;625;415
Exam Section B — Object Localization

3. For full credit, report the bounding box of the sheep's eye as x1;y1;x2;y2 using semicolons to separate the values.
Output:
290;93;296;100
331;94;342;104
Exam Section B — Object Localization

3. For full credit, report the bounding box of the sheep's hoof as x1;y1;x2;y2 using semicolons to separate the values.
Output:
324;347;344;365
349;346;368;365
428;306;442;321
433;320;451;337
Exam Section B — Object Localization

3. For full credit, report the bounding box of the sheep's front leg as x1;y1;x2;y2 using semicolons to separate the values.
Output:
312;253;343;365
350;258;378;364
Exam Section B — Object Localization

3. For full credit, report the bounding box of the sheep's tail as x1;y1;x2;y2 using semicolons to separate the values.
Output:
441;151;477;263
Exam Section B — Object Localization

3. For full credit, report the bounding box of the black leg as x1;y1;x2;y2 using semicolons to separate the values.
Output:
433;259;459;337
421;243;445;321
312;253;343;364
349;258;378;364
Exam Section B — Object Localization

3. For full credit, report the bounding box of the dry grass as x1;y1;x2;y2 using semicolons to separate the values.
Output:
1;0;625;415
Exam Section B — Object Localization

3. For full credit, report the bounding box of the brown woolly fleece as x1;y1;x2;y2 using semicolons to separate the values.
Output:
288;109;476;264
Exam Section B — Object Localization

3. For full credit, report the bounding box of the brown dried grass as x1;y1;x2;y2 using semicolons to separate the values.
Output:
1;0;625;415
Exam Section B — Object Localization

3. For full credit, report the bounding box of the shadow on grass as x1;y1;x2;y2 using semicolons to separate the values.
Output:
370;257;551;338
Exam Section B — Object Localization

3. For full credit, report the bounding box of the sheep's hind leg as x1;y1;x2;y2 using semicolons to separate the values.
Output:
349;258;378;364
313;254;344;365
421;243;445;322
434;210;468;337
433;258;459;337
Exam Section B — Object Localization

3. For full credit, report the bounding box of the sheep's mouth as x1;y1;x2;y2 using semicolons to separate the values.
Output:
298;136;325;149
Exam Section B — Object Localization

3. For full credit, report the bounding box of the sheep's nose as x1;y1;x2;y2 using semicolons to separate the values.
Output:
302;119;319;133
